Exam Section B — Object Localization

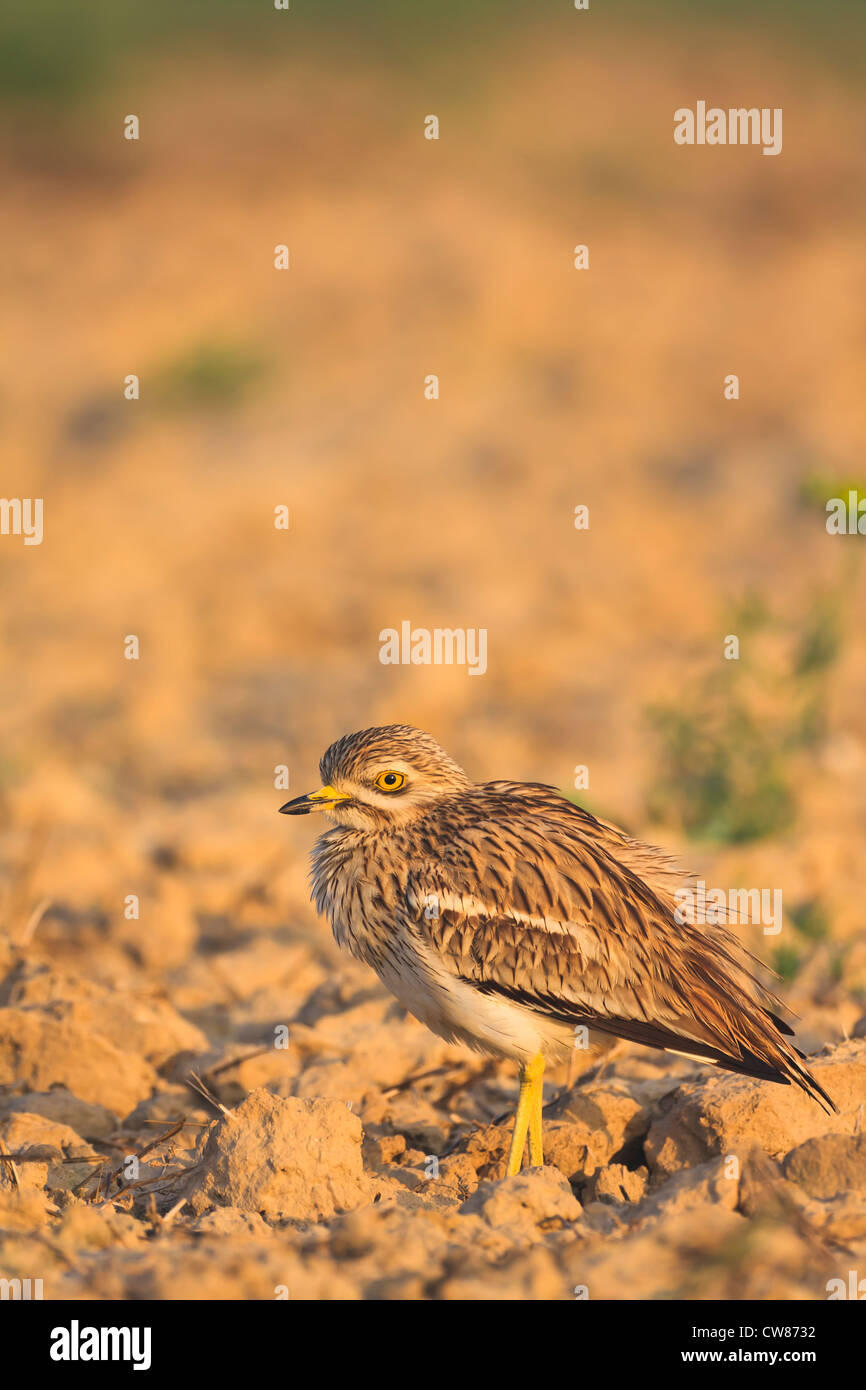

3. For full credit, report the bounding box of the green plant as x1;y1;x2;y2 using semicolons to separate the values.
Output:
772;944;803;982
152;341;268;411
788;898;830;942
645;588;849;843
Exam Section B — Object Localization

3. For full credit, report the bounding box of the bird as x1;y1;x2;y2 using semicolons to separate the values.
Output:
280;724;835;1178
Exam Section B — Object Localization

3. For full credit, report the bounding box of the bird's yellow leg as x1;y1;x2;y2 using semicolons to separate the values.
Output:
527;1056;545;1168
506;1054;545;1177
505;1067;532;1177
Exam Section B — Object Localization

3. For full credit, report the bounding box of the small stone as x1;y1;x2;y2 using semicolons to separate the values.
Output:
191;1207;273;1238
459;1165;582;1242
645;1039;866;1179
542;1084;650;1180
178;1088;372;1222
0;1088;116;1141
585;1163;648;1204
0;1010;157;1116
638;1157;739;1221
783;1133;866;1200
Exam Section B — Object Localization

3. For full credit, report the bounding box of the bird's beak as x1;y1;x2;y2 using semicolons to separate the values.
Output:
279;785;351;816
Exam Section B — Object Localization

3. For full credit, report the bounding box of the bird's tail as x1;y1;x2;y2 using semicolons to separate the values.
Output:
665;925;838;1113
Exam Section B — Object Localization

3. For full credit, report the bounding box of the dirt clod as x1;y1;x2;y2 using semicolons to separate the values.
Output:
180;1089;372;1222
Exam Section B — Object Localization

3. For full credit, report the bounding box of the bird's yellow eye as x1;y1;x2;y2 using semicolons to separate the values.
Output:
374;770;405;792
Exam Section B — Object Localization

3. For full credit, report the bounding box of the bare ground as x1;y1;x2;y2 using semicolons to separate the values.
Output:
1;18;865;1298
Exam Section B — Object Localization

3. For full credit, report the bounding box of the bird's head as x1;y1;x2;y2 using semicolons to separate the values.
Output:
279;724;471;828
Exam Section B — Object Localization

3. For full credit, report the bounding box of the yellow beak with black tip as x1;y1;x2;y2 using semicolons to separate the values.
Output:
279;785;351;816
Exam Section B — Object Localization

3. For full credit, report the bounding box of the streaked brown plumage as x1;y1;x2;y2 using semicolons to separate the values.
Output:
280;725;835;1172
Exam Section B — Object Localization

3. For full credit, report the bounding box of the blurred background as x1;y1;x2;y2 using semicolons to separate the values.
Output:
1;0;865;1048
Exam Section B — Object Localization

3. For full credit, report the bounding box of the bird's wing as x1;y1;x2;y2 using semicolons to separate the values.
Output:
404;785;834;1110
